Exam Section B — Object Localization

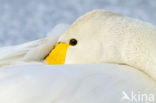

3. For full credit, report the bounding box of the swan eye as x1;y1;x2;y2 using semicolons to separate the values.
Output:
69;38;78;46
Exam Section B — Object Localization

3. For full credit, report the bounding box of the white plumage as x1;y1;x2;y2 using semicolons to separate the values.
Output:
0;23;69;68
0;64;156;103
60;10;156;81
0;10;156;103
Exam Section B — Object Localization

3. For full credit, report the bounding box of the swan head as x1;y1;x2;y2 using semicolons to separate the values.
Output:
44;10;122;64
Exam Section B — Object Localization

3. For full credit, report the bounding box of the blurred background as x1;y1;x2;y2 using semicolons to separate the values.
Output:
0;0;156;47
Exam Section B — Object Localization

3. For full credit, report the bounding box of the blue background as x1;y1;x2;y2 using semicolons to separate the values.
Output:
0;0;155;46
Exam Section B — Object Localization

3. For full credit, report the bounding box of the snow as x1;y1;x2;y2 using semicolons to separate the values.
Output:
0;64;156;103
0;0;156;46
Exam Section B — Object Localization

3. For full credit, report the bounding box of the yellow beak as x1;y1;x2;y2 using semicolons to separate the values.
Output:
44;42;69;65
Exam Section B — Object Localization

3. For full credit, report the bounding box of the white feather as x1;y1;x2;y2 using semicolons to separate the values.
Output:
0;23;69;67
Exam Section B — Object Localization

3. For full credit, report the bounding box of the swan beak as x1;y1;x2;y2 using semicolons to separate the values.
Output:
44;42;69;65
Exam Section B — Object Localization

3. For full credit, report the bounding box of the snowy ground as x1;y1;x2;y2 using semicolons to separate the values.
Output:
0;0;156;47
